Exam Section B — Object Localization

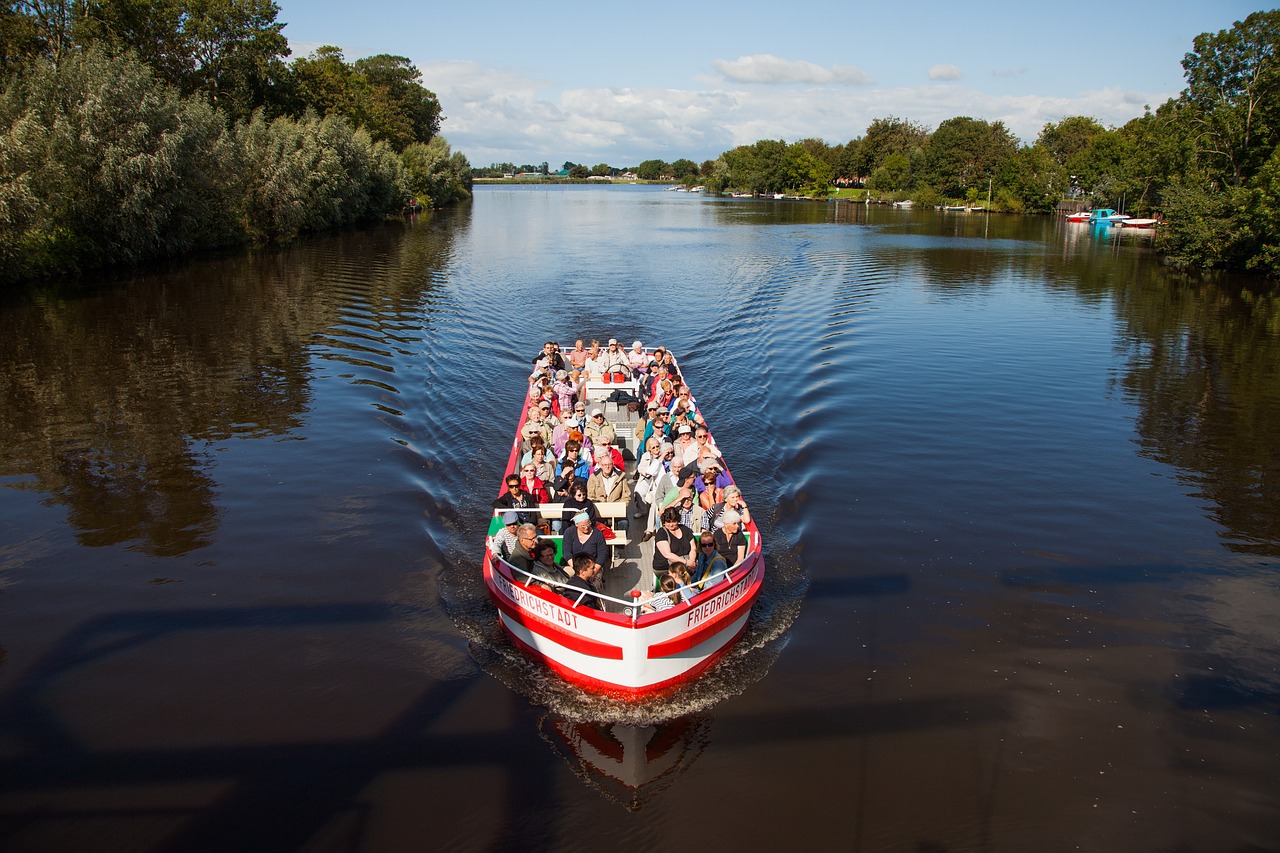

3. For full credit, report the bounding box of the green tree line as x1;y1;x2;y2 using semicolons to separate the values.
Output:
689;11;1278;277
1;0;472;283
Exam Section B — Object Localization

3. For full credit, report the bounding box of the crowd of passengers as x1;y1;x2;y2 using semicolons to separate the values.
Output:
492;338;754;612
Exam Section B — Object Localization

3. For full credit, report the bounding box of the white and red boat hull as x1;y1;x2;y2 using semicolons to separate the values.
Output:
483;545;764;694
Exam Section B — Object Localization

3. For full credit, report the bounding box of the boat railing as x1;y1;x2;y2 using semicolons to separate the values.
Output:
500;555;650;617
495;551;743;625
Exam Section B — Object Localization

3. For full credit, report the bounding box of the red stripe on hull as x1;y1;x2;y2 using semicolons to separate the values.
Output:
488;577;625;660
499;615;750;696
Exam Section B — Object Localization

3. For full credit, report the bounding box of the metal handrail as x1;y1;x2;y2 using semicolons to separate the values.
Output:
492;547;742;618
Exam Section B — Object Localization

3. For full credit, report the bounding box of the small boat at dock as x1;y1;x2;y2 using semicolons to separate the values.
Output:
1088;208;1130;224
482;346;766;695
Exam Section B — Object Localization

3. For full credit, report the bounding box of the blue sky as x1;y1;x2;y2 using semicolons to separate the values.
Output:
276;0;1264;168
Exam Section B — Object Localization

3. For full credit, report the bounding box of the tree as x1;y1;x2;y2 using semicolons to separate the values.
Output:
402;136;470;207
0;47;237;278
997;145;1066;212
1181;9;1280;184
290;46;356;117
849;116;930;179
7;0;74;65
288;48;441;150
351;54;441;150
635;158;669;180
568;164;589;179
670;158;698;179
867;152;911;192
923;116;1017;198
1037;116;1108;168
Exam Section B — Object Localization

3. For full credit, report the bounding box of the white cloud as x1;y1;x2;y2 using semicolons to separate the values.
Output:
928;64;964;81
713;54;874;86
415;59;1170;167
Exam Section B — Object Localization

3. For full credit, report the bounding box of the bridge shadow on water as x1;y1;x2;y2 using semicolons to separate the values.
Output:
0;570;1022;851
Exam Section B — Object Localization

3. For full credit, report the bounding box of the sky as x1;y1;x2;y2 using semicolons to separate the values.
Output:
275;0;1265;168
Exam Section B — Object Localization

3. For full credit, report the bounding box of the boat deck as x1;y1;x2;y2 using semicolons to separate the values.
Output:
586;388;657;610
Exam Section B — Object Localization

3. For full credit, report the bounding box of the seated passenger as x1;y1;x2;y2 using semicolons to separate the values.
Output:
694;531;728;588
560;482;599;527
558;438;591;481
628;341;648;375
641;407;671;449
492;473;539;524
673;424;699;466
640;443;679;541
642;574;682;613
583;340;604;379
707;484;751;530
665;563;697;604
534;539;568;585
593;435;624;472
600;338;631;381
550;418;578;458
528;446;556;493
492;510;520;559
520;434;548;468
564;554;603;610
507;522;540;580
634;399;657;443
531;341;565;372
714;509;748;567
674;487;701;533
566;339;589;373
536;397;559;428
697;468;723;515
585;408;616;446
518;462;550;504
653;505;697;578
693;425;722;465
564;510;610;575
587;450;632;524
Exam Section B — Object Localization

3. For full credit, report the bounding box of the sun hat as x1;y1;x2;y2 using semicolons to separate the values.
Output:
503;511;519;524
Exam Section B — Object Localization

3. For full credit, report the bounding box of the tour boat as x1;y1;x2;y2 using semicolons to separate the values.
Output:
481;348;766;695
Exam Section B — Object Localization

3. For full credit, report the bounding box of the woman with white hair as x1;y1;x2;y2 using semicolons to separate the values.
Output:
713;508;748;567
705;484;751;531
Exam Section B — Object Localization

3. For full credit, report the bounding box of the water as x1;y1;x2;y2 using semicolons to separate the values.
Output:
1;186;1278;851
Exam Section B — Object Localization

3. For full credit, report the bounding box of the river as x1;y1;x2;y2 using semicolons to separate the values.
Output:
1;185;1278;851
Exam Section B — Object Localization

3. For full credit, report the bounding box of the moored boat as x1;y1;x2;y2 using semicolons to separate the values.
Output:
1066;210;1091;222
482;346;766;695
1088;208;1130;224
1118;218;1159;228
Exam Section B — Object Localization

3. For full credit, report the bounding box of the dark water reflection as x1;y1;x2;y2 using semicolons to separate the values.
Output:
1;188;1278;851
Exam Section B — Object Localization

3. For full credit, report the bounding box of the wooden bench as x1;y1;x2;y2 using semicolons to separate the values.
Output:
593;500;632;553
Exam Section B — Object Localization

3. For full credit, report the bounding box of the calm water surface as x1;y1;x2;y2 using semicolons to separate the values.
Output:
1;186;1278;851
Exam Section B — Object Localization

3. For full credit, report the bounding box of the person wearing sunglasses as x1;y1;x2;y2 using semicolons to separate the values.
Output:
492;473;539;525
693;531;728;589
